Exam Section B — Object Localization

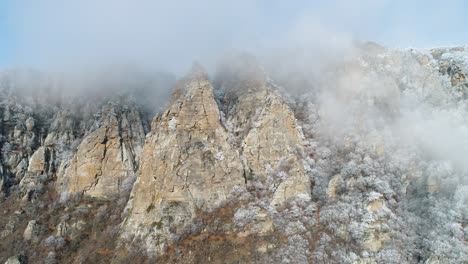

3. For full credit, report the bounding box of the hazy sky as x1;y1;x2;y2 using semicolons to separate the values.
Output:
1;0;467;72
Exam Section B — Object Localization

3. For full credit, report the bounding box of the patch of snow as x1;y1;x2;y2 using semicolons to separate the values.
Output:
168;118;177;131
367;191;383;202
276;171;288;181
214;151;224;161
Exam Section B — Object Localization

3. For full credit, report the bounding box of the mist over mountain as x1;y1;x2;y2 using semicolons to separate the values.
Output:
2;1;468;264
1;43;468;263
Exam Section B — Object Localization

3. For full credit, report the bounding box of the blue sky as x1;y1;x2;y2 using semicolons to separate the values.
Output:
0;2;14;67
1;0;468;70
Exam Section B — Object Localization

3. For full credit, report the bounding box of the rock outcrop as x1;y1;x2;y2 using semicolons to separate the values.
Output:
121;66;245;254
27;146;53;174
119;63;313;255
57;100;146;199
217;57;311;205
23;220;39;241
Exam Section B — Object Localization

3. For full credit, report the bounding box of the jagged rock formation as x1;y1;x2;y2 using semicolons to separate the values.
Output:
0;97;42;194
120;66;246;253
118;63;313;256
27;147;52;174
0;70;173;263
1;46;468;263
217;59;310;206
57;100;146;199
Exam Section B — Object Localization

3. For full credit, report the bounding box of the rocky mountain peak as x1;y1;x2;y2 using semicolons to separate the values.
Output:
120;66;245;254
55;98;146;200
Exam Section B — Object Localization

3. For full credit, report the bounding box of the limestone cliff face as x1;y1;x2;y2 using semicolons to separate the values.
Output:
57;100;146;199
217;59;310;205
240;87;309;205
121;67;245;253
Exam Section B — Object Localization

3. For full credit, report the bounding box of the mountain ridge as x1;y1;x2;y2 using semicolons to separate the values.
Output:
1;46;468;263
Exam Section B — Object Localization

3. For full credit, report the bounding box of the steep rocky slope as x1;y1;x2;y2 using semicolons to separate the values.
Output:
1;46;468;263
57;99;146;199
120;66;246;254
118;64;310;257
216;58;310;206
